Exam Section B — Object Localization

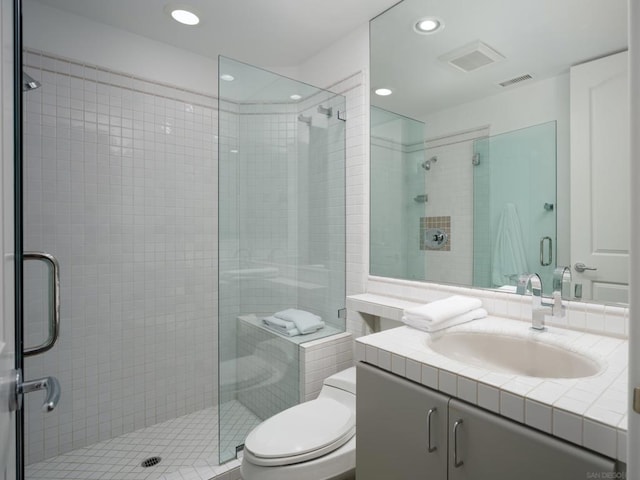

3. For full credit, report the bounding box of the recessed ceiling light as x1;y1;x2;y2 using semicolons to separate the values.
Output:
166;5;200;26
414;17;444;34
290;94;302;100
374;88;393;96
220;74;235;82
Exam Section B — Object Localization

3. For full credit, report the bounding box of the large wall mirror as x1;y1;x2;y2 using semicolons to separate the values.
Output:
369;0;628;304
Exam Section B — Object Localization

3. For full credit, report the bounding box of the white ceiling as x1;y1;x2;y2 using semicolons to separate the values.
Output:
34;0;399;67
370;0;628;119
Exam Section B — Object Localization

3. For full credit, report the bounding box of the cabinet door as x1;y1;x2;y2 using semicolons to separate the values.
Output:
356;362;448;480
448;399;616;480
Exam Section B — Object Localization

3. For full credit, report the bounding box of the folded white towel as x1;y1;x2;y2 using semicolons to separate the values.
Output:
402;308;487;333
262;316;297;333
274;308;324;334
262;323;301;337
403;295;483;324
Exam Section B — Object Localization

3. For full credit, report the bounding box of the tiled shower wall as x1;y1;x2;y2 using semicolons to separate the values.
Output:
422;136;475;286
22;50;218;463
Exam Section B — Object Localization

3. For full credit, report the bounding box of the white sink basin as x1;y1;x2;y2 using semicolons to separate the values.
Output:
427;332;603;379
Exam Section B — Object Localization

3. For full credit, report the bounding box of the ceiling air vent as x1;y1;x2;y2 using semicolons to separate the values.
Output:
439;41;505;73
499;74;534;87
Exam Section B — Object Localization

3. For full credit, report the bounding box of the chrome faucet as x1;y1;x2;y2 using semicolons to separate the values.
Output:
517;273;550;331
516;271;569;331
551;266;571;318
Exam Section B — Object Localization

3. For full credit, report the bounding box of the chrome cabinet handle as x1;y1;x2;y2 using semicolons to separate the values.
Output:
24;252;60;356
540;236;552;266
574;262;597;273
453;419;464;468
11;370;61;412
427;407;437;453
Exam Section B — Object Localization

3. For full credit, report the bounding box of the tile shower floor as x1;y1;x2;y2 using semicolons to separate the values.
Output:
26;401;260;480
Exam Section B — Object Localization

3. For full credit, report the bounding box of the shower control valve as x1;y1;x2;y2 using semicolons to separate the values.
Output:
423;228;448;249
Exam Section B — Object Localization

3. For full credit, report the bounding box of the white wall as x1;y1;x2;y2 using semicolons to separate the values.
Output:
296;24;372;338
23;0;218;96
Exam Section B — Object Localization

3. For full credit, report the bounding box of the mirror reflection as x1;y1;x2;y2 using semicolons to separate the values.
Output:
369;0;628;304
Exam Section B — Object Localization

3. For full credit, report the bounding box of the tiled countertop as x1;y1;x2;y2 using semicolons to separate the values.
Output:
355;316;628;462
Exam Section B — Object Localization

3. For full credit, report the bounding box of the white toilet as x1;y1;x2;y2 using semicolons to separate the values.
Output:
240;367;356;480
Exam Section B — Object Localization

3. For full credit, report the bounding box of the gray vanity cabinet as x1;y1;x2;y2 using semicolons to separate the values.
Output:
357;362;617;480
357;362;448;480
448;399;615;480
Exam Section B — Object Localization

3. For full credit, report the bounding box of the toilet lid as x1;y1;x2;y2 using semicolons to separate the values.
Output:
244;397;355;465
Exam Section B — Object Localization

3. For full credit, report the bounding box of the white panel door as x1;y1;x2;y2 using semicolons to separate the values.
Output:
0;0;16;478
570;51;629;303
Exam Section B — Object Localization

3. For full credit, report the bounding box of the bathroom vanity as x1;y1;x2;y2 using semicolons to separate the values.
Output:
354;313;627;478
357;363;616;479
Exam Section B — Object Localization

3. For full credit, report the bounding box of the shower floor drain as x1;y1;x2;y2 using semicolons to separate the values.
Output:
141;456;162;468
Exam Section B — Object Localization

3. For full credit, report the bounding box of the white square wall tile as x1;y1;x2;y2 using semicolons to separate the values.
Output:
365;345;378;366
457;377;477;404
500;391;524;422
617;430;627;463
552;409;583;445
582;419;617;459
405;359;421;383
377;349;392;371
477;383;500;413
421;364;438;389
438;371;457;396
391;354;406;377
524;399;552;434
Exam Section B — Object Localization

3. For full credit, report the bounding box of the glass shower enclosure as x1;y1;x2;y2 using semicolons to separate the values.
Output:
370;106;426;280
473;121;557;293
217;57;346;463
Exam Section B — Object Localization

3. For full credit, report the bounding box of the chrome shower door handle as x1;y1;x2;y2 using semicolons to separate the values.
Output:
24;252;61;356
10;370;61;413
540;237;552;266
20;375;61;412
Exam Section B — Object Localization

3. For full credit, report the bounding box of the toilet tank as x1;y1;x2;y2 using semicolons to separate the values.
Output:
323;367;356;395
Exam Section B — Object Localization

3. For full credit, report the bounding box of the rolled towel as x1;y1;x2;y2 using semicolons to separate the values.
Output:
403;295;483;324
274;308;325;334
403;308;487;333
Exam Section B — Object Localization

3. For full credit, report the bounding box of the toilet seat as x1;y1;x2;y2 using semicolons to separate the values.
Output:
244;397;355;467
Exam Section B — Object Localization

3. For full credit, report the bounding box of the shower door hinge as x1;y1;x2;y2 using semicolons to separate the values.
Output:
235;444;245;459
338;308;347;320
337;110;347;122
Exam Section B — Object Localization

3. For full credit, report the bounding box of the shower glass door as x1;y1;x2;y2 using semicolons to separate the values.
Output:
473;121;557;293
218;57;346;463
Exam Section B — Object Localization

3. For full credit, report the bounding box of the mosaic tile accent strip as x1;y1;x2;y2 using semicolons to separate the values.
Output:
420;216;451;251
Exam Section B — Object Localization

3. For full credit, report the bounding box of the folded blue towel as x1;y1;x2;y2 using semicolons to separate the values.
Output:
274;308;324;334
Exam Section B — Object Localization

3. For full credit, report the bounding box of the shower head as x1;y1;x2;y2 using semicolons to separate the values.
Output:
421;156;438;171
297;114;312;126
23;72;41;91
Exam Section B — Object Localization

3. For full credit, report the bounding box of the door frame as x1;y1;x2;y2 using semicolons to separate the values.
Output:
12;0;24;478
